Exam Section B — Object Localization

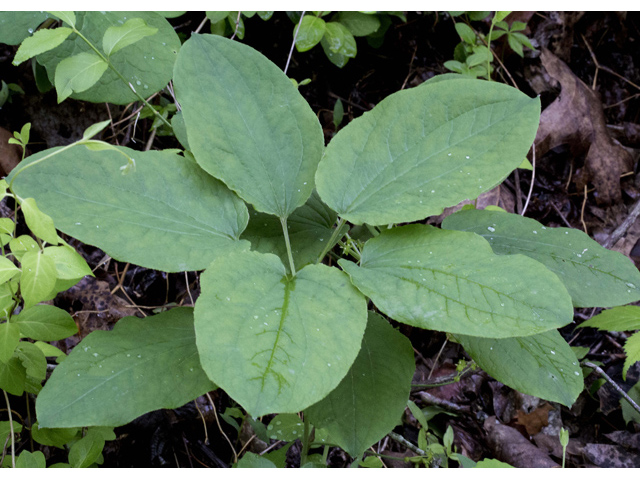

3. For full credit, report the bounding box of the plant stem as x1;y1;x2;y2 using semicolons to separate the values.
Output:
73;29;172;129
3;390;15;468
316;217;347;264
300;414;311;466
388;431;427;456
280;217;296;276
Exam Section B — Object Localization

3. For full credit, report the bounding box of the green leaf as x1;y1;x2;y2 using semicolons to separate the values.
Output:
20;197;59;245
580;306;640;331
621;380;640;424
0;421;23;447
494;11;512;23
48;11;76;28
0;356;26;396
0;256;20;284
170;111;189;150
15;341;47;381
54;52;108;103
512;32;536;50
8;235;38;261
360;456;384;468
102;18;158;56
19;250;57;309
37;12;181;105
467;45;492;67
43;245;92;280
14;305;78;341
257;11;274;21
624;332;640;382
266;414;305;441
15;450;46;468
0;218;16;246
0;282;16;318
241;191;348;271
68;430;104;468
194;250;368;417
457;329;583;407
0;12;50;45
507;34;524;57
205;11;230;23
442;209;640;308
336;12;381;36
408;400;429;430
468;11;491;21
82;120;111;140
12;27;73;66
295;16;326;52
36;308;215;428
156;11;186;19
455;22;477;44
31;422;79;448
476;458;513;468
34;341;67;361
174;34;324;219
333;98;344;129
10;146;250;272
306;312;415;457
315;76;540;225
518;158;533;170
323;22;357;56
0;321;20;363
340;225;573;338
237;452;277;468
487;29;507;41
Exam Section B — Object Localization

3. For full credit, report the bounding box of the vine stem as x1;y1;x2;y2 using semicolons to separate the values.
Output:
280;217;296;276
3;390;15;468
316;217;347;264
284;11;306;75
73;29;172;129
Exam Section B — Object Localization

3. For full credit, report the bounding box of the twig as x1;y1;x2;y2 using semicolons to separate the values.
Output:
387;431;427;456
194;15;209;34
521;143;536;216
327;92;367;111
230;11;242;41
550;202;573;228
428;340;448;379
582;34;640;92
401;43;418;90
580;184;588;234
284;11;306;75
194;399;209;444
602;196;640;248
110;262;130;295
582;361;640;416
414;391;470;412
206;392;238;464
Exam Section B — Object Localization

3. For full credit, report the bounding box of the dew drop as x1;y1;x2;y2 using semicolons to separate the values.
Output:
253;315;258;319
327;363;331;367
126;354;131;357
487;226;495;232
75;222;82;225
136;80;141;85
137;355;142;358
292;430;297;435
465;155;470;159
626;283;636;289
189;368;194;372
226;297;231;301
93;353;99;357
28;28;33;33
447;153;452;156
574;371;580;376
550;350;556;355
533;230;537;234
431;190;435;193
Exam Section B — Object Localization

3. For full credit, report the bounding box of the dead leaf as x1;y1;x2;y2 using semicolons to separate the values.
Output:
483;416;559;467
515;403;553;436
535;48;633;205
583;443;640;468
0;126;22;176
55;276;138;351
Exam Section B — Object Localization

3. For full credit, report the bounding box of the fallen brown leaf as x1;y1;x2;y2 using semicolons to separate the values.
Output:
535;48;633;205
514;403;554;436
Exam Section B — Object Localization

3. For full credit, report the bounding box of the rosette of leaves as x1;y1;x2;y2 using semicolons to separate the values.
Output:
9;32;640;458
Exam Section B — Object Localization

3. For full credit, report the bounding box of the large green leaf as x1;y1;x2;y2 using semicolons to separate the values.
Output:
174;34;324;219
316;77;540;225
442;209;640;307
37;12;180;104
456;329;583;407
20;250;57;309
242;191;348;271
36;307;215;428
339;225;574;338
10;146;249;272
306;312;415;457
194;250;368;417
0;12;50;45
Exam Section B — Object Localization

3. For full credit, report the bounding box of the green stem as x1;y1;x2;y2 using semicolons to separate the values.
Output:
300;414;310;466
73;29;171;129
3;390;15;468
486;16;496;81
316;217;347;264
280;217;296;276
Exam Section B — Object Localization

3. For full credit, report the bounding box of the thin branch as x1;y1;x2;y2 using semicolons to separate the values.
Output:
285;11;306;75
521;143;536;216
387;431;427;457
582;361;640;416
603;196;640;248
230;11;242;40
